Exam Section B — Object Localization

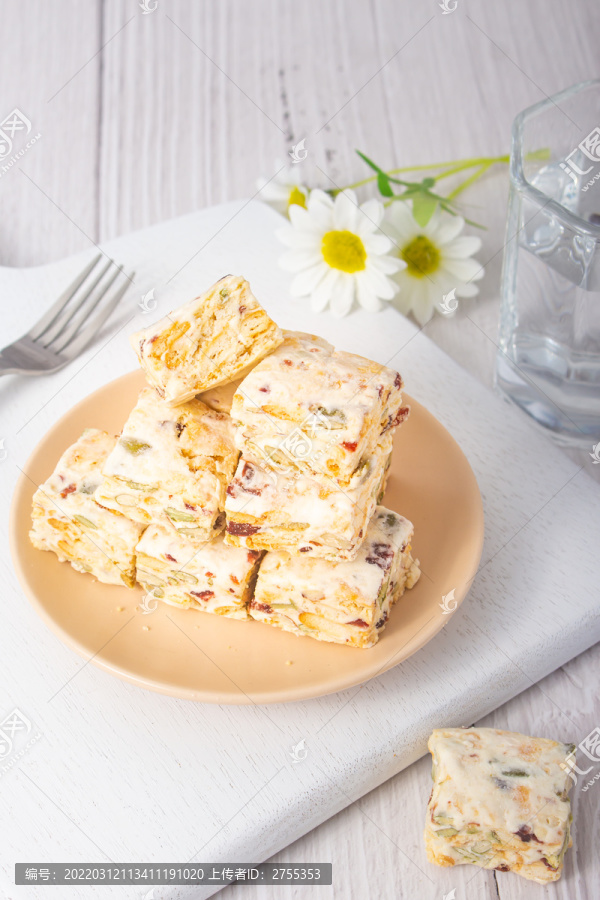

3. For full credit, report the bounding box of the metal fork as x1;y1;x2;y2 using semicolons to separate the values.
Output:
0;255;135;376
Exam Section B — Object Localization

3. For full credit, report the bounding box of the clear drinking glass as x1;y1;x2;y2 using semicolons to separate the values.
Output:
496;79;600;447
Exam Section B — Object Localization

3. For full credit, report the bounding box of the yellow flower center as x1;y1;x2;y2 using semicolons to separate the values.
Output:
400;235;440;278
321;230;367;273
288;187;307;210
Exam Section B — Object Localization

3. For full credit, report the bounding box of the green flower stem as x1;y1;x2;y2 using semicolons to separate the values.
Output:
339;155;509;192
446;161;493;200
339;149;549;194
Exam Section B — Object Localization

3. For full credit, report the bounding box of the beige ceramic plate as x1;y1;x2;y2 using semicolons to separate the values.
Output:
10;370;483;704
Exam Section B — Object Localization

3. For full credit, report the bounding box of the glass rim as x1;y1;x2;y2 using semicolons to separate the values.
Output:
510;78;600;239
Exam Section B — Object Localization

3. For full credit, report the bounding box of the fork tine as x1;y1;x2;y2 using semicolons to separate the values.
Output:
57;271;135;360
41;259;116;348
47;260;122;351
27;254;102;341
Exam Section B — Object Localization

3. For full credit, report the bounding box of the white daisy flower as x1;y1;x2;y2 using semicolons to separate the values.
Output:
277;189;404;317
256;162;309;217
383;202;484;326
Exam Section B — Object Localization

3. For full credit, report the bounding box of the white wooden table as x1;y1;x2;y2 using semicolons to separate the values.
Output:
1;2;599;899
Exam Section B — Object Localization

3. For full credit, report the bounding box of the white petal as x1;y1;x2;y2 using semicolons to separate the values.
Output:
290;263;328;296
330;275;355;317
383;209;421;248
333;191;358;231
310;268;340;311
444;236;483;258
422;206;445;239
391;280;415;316
279;249;323;272
288;203;313;229
304;199;334;232
363;233;393;255
358;198;384;228
434;215;465;244
361;265;397;300
356;278;383;313
393;274;435;325
412;293;435;326
308;188;334;210
442;257;484;282
369;254;406;275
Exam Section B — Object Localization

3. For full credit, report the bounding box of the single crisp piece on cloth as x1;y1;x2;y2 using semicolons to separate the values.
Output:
135;525;262;619
224;433;392;560
248;506;420;648
424;727;575;884
130;275;283;405
95;387;239;544
30;428;145;588
230;331;408;486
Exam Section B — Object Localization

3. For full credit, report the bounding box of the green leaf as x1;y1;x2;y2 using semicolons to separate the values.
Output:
377;171;393;197
412;192;439;226
356;150;385;175
421;177;436;189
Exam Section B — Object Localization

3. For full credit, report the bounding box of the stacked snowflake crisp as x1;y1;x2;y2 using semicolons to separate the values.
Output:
30;275;420;648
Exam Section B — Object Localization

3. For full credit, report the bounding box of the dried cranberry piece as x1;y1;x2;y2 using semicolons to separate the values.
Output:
165;553;177;563
365;542;394;570
190;590;215;600
227;522;260;536
247;550;261;562
282;359;293;366
347;618;369;628
299;546;312;552
250;601;273;614
342;441;358;452
375;613;389;629
394;372;403;390
60;483;77;498
515;825;541;843
495;865;510;872
258;386;270;393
